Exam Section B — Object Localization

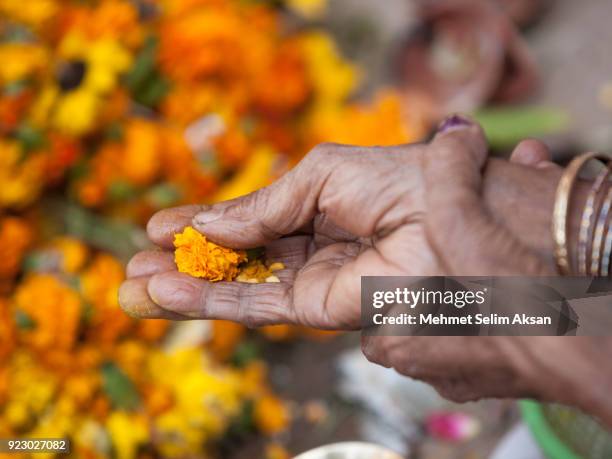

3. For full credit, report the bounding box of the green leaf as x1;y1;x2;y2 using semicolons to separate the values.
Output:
14;124;46;153
39;198;150;262
125;36;170;108
14;310;35;330
146;182;182;208
108;180;138;201
101;362;140;410
231;341;260;367
473;106;570;149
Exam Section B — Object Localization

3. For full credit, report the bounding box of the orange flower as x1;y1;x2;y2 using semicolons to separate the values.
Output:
120;119;161;186
174;226;246;281
0;298;15;361
135;319;169;343
265;443;291;459
252;41;311;115
253;394;291;435
80;254;131;346
0;216;33;280
208;320;245;360
13;274;81;352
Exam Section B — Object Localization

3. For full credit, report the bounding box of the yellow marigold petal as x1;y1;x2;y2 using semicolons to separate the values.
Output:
174;226;246;281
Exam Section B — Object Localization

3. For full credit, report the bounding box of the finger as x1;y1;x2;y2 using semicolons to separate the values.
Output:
191;143;421;248
424;114;489;262
509;139;552;167
118;277;190;320
147;205;204;249
423;114;550;275
126;250;176;278
147;271;295;327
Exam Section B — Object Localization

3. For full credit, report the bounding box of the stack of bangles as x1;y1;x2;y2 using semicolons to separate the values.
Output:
554;152;612;276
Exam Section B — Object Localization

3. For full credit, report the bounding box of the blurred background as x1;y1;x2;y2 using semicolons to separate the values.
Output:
0;0;611;458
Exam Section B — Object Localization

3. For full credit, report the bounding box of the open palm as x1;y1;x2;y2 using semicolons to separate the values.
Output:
119;142;440;329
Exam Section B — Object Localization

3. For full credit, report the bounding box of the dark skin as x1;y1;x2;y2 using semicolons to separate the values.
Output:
119;117;612;428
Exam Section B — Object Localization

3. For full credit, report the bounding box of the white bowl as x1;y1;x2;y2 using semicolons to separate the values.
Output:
294;442;403;459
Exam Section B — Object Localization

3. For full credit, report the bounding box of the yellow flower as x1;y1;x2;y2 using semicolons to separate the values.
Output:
254;394;291;435
0;0;58;28
0;140;47;209
148;348;246;457
49;237;89;273
106;411;148;459
50;34;133;135
0;44;47;84
214;146;278;202
174;226;246;281
287;0;327;18
301;32;358;103
53;88;100;136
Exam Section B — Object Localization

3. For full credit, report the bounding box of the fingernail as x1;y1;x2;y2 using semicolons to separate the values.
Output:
193;206;224;228
437;114;473;134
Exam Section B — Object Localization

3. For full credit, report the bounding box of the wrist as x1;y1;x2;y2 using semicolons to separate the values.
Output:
482;159;561;270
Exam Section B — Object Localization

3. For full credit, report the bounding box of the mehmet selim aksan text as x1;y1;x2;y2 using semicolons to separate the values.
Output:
370;287;552;326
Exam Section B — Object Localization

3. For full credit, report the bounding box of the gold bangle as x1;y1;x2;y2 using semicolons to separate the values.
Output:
602;224;612;276
553;152;608;275
578;167;611;275
591;186;612;275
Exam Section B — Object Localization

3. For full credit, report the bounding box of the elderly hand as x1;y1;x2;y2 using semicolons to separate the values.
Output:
119;115;561;328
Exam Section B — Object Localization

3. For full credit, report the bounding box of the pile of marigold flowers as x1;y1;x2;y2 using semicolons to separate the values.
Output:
0;0;426;457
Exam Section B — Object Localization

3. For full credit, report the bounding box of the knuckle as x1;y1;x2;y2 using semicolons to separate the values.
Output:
307;143;343;167
361;337;382;364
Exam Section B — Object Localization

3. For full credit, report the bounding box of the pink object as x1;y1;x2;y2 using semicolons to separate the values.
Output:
425;411;481;442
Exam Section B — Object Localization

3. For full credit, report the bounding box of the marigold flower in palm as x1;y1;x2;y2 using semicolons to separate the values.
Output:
174;226;246;281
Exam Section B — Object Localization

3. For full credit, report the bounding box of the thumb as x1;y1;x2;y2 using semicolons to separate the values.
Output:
423;114;550;275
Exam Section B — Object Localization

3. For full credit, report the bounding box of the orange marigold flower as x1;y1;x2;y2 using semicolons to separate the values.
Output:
0;216;33;280
0;298;15;361
174;226;246;281
13;274;81;352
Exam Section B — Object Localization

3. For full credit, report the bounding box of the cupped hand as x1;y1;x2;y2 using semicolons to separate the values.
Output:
119;116;558;329
119;140;439;329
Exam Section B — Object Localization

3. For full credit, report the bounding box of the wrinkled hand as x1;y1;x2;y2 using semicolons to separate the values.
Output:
120;141;439;329
119;117;557;329
361;118;612;427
